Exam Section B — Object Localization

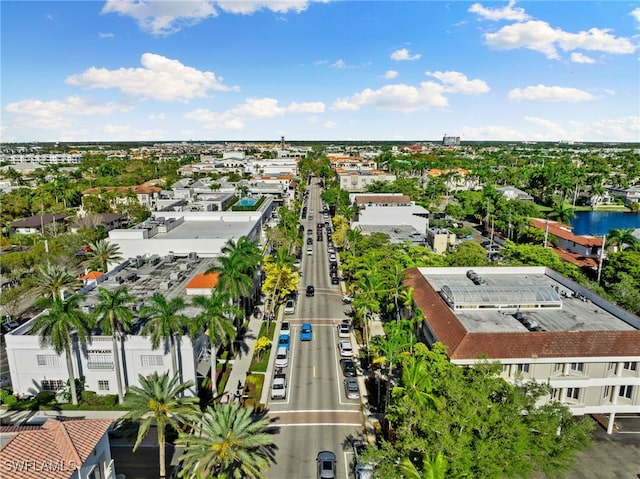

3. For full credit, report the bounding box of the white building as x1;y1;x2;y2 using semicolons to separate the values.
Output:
406;266;640;434
337;169;396;192
350;194;429;241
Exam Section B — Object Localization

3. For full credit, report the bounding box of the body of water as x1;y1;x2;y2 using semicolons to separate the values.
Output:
236;197;258;207
571;211;640;236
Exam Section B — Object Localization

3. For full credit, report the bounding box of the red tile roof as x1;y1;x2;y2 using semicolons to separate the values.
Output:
354;195;411;205
185;272;220;290
531;218;603;247
0;418;112;479
80;271;104;280
553;248;598;268
404;267;640;360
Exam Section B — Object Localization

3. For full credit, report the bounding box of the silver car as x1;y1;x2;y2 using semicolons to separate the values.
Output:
316;451;336;479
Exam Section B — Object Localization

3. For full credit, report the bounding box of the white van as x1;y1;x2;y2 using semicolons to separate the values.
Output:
275;346;289;368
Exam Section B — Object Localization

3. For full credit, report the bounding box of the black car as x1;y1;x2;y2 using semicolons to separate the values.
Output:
329;261;338;271
316;235;323;242
306;285;315;297
307;237;313;245
331;276;340;285
340;358;357;377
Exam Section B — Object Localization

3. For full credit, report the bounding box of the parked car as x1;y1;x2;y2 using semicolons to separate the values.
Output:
280;321;291;336
284;299;296;315
331;276;340;285
340;358;356;377
316;451;336;479
353;440;374;479
271;371;287;400
344;378;360;400
300;323;313;341
307;237;313;245
307;247;313;255
338;340;353;357
306;285;315;297
338;322;350;338
278;334;290;350
275;346;289;368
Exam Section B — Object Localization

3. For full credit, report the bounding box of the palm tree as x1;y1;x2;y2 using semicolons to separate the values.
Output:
191;289;240;396
118;372;199;479
93;286;135;404
399;451;447;479
35;263;81;304
352;271;383;355
140;293;189;380
397;357;440;410
384;264;408;323
88;239;123;272
175;403;275;479
29;295;92;405
547;200;576;226
606;228;639;251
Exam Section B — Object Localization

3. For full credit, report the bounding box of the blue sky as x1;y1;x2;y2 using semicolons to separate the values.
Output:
1;1;639;143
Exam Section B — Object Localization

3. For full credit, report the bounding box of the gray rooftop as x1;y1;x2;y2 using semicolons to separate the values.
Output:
421;266;638;333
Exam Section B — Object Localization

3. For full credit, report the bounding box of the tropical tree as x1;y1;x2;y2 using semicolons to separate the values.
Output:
175;403;275;479
140;293;189;380
35;263;81;304
547;200;576;226
93;286;135;404
191;288;239;395
606;228;639;251
117;372;199;479
29;295;92;405
352;269;384;353
384;264;408;323
399;452;447;479
87;239;123;272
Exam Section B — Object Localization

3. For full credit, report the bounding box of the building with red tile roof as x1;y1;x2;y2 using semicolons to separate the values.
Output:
185;272;220;296
405;266;640;434
0;418;116;479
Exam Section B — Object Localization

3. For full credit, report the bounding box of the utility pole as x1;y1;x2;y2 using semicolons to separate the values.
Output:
543;219;550;248
597;234;606;284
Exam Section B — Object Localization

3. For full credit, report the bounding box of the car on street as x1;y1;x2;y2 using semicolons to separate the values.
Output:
353;440;374;479
316;451;336;479
331;276;340;285
344;378;360;400
278;334;290;350
307;237;313;245
280;321;290;336
307;229;313;236
307;247;313;255
275;346;289;368
338;340;353;357
284;299;296;315
338;322;350;338
270;371;287;400
340;358;356;377
300;323;313;341
306;284;315;297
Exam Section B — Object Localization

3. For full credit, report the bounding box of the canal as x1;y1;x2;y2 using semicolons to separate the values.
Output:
571;211;640;236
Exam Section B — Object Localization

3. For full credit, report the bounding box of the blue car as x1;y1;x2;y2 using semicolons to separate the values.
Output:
278;334;290;350
300;323;313;341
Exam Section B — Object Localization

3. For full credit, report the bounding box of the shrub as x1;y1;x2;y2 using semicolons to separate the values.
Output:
81;390;100;406
35;391;56;405
2;394;18;409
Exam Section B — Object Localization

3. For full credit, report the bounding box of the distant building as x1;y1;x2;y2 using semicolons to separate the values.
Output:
606;185;640;205
426;228;457;254
337;169;396;192
497;186;534;201
10;213;68;235
442;135;460;146
530;218;604;269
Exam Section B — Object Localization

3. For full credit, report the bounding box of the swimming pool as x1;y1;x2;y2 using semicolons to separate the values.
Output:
236;197;258;207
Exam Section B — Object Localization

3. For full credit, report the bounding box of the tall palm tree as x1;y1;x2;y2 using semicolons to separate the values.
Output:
93;286;134;404
353;269;384;352
398;357;440;410
35;263;81;304
140;293;189;380
384;264;408;323
191;289;240;396
547;200;576;226
118;372;199;479
88;239;124;272
175;403;275;479
29;295;92;405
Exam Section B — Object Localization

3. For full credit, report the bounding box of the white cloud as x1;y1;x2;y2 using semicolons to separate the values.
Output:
102;0;313;35
98;32;115;38
287;101;325;113
215;1;311;15
383;70;399;79
425;71;490;94
331;59;347;69
570;52;595;64
508;84;596;102
631;7;640;26
66;53;237;102
524;116;568;137
3;97;132;130
468;0;529;21
569;116;639;142
390;48;421;61
324;120;337;128
484;20;636;59
333;82;448;112
101;0;219;36
148;113;167;120
462;125;527;141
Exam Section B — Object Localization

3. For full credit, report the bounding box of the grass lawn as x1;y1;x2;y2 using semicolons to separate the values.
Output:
243;373;265;410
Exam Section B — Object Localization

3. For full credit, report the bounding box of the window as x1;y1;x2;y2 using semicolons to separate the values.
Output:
603;386;610;400
566;387;581;400
623;362;637;372
41;379;65;391
501;364;509;374
37;354;59;367
553;363;563;374
87;354;113;369
551;388;560;400
619;385;633;400
98;380;109;391
569;363;584;373
141;355;164;367
516;364;530;373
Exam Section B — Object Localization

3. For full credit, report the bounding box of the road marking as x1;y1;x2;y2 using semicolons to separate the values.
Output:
313;365;316;378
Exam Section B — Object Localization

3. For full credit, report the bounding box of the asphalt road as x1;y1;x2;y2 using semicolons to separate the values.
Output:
265;180;366;478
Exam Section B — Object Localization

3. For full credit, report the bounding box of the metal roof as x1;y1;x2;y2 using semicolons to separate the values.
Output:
441;284;562;309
